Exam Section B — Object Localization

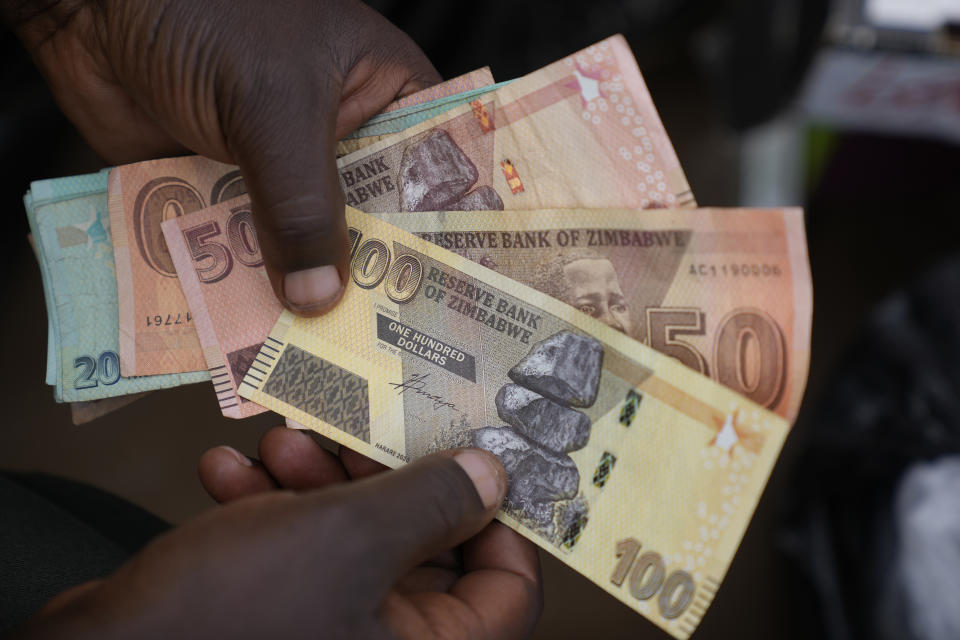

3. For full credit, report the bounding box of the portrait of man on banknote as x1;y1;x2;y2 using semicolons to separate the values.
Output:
532;249;634;337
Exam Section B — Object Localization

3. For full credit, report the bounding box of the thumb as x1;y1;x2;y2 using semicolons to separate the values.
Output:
229;80;349;316
326;449;506;594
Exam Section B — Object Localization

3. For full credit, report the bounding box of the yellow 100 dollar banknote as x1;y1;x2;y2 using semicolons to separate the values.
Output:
378;208;812;423
238;206;792;640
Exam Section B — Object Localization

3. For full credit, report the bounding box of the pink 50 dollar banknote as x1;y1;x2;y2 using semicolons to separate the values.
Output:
164;199;810;421
162;198;280;418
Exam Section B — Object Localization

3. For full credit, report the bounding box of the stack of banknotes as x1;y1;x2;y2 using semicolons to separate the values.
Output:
23;35;812;639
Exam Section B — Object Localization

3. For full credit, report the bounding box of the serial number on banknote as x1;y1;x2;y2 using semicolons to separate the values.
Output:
689;263;783;277
145;312;193;327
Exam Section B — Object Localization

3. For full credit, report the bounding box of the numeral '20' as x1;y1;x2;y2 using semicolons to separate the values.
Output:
74;351;122;389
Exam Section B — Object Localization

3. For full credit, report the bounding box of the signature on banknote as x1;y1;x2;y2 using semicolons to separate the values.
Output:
388;373;459;411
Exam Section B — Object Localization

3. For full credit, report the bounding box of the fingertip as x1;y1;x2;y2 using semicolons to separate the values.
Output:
198;445;250;477
281;265;345;315
340;446;389;479
453;449;506;512
198;446;276;503
38;580;103;616
258;426;348;489
222;445;253;467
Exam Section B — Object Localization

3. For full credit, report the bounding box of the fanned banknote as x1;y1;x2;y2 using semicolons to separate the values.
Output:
336;68;498;155
337;79;509;142
239;206;791;640
335;81;513;157
26;232;58;387
381;67;494;112
336;35;694;213
28;231;147;422
378;208;811;422
108;157;245;376
24;172;208;402
26;173;111;387
162;197;280;418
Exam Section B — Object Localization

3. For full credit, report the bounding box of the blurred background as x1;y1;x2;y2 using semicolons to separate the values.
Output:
2;0;960;637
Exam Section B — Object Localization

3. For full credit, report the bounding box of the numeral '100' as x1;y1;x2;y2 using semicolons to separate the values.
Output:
610;537;695;620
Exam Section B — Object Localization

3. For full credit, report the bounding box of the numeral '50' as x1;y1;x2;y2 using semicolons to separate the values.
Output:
646;307;786;409
182;207;263;283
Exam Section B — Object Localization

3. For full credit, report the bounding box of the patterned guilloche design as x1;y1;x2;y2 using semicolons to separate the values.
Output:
261;344;371;443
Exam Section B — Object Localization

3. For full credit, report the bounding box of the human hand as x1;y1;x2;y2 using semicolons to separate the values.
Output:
3;0;441;314
197;427;543;638
15;429;542;640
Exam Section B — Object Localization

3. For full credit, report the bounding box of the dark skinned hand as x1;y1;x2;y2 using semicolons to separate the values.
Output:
2;0;442;314
12;429;543;639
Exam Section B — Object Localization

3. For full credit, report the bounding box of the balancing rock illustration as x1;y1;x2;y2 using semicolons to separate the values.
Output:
470;426;580;505
495;384;591;453
446;185;503;211
398;129;504;212
506;331;604;407
472;330;604;538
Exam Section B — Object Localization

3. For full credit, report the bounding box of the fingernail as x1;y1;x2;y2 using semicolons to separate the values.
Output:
454;450;502;510
219;445;253;467
289;427;317;447
285;418;309;430
283;265;343;313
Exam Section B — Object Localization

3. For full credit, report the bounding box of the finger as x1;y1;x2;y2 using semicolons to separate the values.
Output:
340;445;389;480
37;580;103;616
318;449;505;595
390;524;542;640
198;446;277;503
461;521;541;584
226;68;349;317
258;426;348;490
394;74;442;99
394;566;459;595
450;522;543;637
333;4;442;138
394;549;462;595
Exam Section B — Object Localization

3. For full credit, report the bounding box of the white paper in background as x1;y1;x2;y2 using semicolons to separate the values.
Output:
801;49;960;143
866;0;960;31
880;457;960;640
